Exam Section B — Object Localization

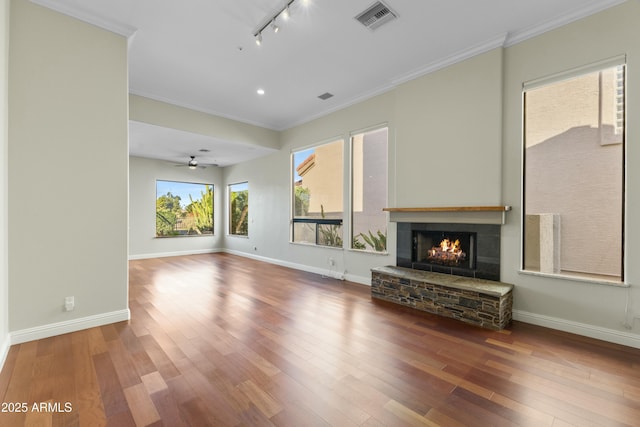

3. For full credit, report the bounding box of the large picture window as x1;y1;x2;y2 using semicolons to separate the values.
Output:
292;139;344;247
523;60;625;283
156;180;213;237
229;182;249;236
351;127;388;252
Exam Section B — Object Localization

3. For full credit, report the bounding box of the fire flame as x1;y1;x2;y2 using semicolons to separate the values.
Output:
439;238;461;253
427;238;466;266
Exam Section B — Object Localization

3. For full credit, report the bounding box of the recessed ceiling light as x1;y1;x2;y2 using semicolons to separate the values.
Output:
257;88;265;95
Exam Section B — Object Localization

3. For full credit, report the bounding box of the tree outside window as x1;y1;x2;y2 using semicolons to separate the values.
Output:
156;180;213;237
229;182;249;236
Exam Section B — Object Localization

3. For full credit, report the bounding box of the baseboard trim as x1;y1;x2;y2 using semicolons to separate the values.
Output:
222;249;371;286
9;309;131;345
513;310;640;349
129;248;221;260
0;333;10;374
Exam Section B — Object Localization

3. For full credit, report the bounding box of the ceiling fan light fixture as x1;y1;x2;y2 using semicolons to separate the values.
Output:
188;156;198;169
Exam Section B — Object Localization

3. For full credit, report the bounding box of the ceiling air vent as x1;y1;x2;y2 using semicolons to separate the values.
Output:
355;1;397;31
317;92;334;100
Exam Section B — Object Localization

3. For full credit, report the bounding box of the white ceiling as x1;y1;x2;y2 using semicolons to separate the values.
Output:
34;0;626;166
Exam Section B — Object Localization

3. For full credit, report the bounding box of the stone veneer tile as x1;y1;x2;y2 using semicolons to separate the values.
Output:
371;266;513;330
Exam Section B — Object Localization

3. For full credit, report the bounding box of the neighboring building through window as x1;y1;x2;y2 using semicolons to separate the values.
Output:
351;127;388;252
292;139;344;247
523;61;625;282
155;180;213;237
229;182;249;236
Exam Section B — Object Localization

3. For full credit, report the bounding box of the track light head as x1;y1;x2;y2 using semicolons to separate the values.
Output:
255;32;262;45
271;21;279;33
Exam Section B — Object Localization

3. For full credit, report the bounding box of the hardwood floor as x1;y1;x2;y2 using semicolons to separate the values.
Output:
1;253;640;426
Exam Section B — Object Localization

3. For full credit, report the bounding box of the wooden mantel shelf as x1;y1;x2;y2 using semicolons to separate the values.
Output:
384;206;512;225
383;206;512;213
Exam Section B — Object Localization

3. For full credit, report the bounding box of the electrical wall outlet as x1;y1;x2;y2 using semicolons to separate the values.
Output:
328;257;335;266
64;296;74;312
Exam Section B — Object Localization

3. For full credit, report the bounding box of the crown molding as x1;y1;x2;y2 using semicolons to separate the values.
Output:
504;0;628;47
391;33;508;86
30;0;137;38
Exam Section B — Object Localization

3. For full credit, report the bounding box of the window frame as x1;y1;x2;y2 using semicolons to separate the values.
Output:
349;125;389;254
520;57;627;286
155;180;214;238
228;181;249;237
290;138;345;248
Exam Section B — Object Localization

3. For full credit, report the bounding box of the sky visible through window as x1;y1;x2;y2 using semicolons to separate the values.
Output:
293;148;314;181
157;181;207;206
229;181;249;192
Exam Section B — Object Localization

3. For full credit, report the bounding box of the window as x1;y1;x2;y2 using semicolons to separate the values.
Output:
292;139;344;247
523;61;625;282
229;182;249;236
351;127;388;252
155;180;213;237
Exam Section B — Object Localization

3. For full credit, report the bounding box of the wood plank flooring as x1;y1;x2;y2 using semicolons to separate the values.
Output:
1;253;640;426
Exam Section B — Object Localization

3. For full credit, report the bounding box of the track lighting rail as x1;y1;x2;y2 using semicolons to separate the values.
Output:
253;0;298;45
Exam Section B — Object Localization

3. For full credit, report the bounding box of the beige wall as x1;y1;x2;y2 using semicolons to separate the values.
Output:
394;47;504;207
0;0;9;362
8;0;129;331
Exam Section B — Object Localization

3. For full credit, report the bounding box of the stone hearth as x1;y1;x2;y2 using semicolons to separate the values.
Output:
371;266;513;330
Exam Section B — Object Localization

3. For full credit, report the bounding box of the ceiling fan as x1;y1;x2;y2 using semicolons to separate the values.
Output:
174;155;217;169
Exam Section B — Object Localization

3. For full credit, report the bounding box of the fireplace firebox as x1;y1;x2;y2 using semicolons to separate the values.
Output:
413;230;476;270
397;222;500;281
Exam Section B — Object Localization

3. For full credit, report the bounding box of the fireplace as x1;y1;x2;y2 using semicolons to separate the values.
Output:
397;222;500;281
414;230;476;270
